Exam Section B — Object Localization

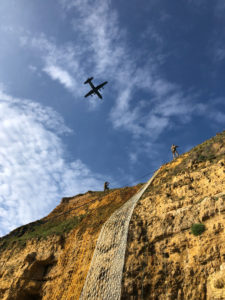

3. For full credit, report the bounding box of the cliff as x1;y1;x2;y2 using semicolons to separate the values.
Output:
121;131;225;300
0;186;141;300
0;131;225;300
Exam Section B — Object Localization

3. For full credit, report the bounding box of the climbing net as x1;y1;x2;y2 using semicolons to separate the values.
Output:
79;169;160;300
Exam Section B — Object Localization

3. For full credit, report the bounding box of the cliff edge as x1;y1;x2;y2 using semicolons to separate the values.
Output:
0;131;225;300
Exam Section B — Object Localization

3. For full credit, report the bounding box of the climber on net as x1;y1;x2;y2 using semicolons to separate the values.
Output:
104;181;110;191
171;144;179;159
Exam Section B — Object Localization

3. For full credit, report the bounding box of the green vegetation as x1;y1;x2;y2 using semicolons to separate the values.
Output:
0;186;140;251
0;214;85;251
191;223;206;236
30;215;85;238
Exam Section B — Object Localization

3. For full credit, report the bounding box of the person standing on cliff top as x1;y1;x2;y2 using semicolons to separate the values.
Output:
171;144;179;159
104;181;110;191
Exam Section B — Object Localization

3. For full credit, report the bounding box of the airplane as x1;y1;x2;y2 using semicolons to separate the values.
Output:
84;77;108;99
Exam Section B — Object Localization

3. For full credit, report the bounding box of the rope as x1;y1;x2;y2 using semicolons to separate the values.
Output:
109;170;155;189
35;169;157;224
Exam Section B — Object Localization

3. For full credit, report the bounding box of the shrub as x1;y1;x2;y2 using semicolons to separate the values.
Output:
191;223;205;236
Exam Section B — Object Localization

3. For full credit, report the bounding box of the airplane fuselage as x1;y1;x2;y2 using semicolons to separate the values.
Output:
84;77;107;99
88;81;102;99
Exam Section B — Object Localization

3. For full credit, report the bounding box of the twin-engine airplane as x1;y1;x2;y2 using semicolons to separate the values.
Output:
84;77;108;99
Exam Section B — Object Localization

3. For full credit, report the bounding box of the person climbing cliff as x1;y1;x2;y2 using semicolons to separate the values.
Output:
171;144;179;159
104;181;110;191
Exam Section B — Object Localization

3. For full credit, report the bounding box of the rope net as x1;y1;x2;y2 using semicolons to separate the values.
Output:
80;169;160;300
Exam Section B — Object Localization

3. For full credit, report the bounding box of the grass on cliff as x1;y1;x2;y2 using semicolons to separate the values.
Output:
0;186;142;251
30;215;85;238
0;214;85;251
191;223;206;236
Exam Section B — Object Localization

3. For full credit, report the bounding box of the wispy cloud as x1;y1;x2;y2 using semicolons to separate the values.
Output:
57;0;225;176
43;65;75;89
20;30;110;110
58;0;211;140
20;1;225;143
0;88;104;236
60;0;125;74
205;2;225;63
28;64;37;72
214;1;225;17
20;33;83;96
214;47;225;62
129;152;138;164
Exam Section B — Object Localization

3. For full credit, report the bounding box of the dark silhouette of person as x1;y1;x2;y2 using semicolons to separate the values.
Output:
171;144;179;159
104;181;109;191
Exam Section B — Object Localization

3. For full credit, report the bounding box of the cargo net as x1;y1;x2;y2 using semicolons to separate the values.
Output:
79;170;160;300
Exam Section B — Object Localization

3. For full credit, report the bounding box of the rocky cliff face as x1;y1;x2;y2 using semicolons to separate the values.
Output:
0;131;225;300
121;131;225;300
0;186;141;300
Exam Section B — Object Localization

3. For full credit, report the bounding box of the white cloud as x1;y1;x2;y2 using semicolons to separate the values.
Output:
18;1;225;148
60;0;126;74
56;0;225;147
19;31;107;109
0;89;104;236
20;33;83;96
57;1;195;137
43;65;75;89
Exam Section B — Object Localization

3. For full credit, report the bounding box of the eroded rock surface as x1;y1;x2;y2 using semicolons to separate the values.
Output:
0;186;140;300
121;132;225;300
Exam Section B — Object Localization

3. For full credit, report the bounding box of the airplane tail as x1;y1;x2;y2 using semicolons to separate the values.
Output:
84;77;94;84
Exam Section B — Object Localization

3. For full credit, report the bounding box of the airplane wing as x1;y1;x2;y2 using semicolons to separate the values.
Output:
95;81;108;90
84;90;94;98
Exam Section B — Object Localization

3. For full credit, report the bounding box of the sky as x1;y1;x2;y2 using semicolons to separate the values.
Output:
0;0;224;236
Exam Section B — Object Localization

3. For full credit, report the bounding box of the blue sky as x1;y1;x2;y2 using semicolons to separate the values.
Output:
0;0;224;236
